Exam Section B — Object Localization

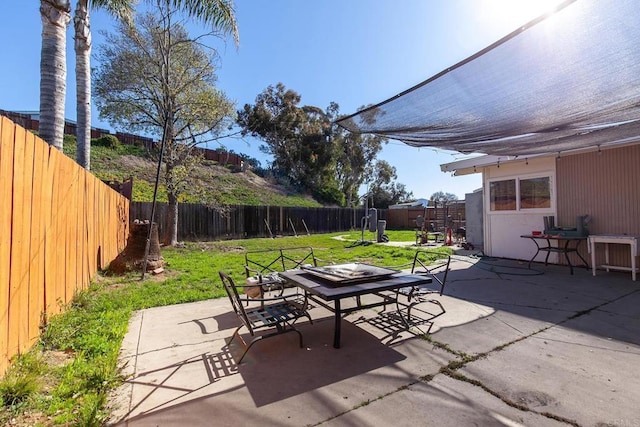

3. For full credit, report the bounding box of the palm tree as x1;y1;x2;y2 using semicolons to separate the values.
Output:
73;0;239;169
40;0;238;158
39;0;71;151
74;0;133;169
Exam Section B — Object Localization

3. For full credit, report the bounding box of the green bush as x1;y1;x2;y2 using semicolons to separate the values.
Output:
0;374;38;407
92;134;120;149
0;353;44;407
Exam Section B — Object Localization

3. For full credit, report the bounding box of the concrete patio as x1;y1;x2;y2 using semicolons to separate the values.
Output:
108;255;640;426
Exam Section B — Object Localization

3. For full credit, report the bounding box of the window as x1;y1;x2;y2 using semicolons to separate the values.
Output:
489;179;516;211
520;177;551;209
489;175;552;211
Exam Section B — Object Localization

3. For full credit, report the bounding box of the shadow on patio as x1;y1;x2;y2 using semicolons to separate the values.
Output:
109;256;640;426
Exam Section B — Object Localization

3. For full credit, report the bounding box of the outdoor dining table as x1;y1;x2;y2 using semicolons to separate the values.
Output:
280;267;432;349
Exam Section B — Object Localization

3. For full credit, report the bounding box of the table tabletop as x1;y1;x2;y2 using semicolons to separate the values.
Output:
520;234;587;241
280;269;432;300
587;234;639;243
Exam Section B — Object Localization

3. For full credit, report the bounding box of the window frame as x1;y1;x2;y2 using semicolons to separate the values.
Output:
487;172;554;214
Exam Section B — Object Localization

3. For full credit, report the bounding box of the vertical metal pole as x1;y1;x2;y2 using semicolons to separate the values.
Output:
142;1;171;280
141;130;167;280
361;195;368;243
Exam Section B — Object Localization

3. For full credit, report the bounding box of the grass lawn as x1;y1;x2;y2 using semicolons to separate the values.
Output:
0;230;451;426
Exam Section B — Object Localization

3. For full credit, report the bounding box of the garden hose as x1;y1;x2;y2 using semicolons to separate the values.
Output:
452;251;545;276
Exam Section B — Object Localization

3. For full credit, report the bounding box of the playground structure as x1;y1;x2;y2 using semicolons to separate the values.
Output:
413;203;472;249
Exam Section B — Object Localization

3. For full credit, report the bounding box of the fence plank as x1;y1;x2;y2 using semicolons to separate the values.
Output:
53;149;68;314
43;145;59;316
35;139;49;327
71;165;80;295
26;131;43;346
9;124;27;356
18;126;34;353
87;177;96;272
61;157;76;302
0;118;15;374
79;173;88;286
0;118;131;375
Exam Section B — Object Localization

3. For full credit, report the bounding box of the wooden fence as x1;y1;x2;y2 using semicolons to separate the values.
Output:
130;202;377;241
0;117;129;375
386;202;466;231
0;109;246;166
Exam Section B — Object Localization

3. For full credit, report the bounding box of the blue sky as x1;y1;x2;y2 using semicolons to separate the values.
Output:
0;0;562;200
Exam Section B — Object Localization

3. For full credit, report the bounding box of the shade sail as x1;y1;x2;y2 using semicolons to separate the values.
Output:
336;0;640;156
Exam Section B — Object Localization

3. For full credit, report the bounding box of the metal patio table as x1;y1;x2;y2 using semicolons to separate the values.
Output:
521;234;589;275
280;268;431;348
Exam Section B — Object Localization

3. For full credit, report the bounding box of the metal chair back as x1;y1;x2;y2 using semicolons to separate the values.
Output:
411;251;451;296
220;271;255;335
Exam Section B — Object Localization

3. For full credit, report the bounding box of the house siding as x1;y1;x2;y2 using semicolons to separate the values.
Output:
556;145;640;269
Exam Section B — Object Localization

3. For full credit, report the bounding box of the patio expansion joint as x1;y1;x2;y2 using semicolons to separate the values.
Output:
309;376;430;427
314;281;625;426
421;288;639;427
438;368;580;426
561;287;639;323
431;328;581;426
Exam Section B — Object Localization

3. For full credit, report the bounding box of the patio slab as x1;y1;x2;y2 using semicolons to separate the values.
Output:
109;257;640;426
458;313;640;426
322;375;568;427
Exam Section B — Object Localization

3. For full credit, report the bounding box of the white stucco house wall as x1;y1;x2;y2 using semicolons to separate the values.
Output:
441;154;558;263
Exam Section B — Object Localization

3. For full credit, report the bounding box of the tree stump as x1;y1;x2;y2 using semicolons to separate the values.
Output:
108;221;163;274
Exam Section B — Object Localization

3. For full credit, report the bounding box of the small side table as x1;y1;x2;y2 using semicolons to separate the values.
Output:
587;234;639;281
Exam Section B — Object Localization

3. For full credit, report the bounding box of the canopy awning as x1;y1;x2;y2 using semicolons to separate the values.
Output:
336;0;640;157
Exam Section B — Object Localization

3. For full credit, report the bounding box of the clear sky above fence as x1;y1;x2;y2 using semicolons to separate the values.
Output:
0;1;562;199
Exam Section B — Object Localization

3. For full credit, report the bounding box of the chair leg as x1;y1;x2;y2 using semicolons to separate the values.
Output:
228;325;244;348
396;297;413;329
304;312;313;325
396;296;446;331
293;328;304;348
237;334;266;364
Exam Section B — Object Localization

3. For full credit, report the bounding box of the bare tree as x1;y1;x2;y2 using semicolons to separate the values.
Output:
94;5;235;245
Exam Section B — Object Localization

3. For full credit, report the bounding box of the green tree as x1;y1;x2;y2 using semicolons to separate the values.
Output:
237;83;343;204
94;6;236;245
39;0;71;150
39;0;237;160
329;103;386;208
430;191;459;228
429;191;458;206
367;160;413;208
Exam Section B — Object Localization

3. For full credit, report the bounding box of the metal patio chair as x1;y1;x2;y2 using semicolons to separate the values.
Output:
395;251;450;329
243;247;319;299
219;271;312;363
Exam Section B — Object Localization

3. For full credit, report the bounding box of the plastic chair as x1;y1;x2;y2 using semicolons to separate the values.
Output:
219;271;312;363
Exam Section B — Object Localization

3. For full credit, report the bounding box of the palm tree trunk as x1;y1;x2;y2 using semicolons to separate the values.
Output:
74;0;91;169
39;0;71;151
